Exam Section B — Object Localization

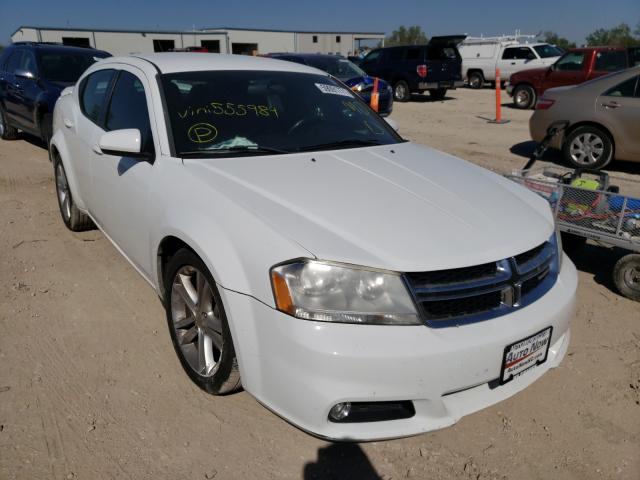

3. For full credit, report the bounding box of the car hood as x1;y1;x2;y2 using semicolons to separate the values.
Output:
185;142;553;272
510;66;549;82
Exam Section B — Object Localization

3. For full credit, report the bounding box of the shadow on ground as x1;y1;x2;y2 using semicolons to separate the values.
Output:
408;93;456;103
304;443;381;480
565;243;628;296
510;140;640;175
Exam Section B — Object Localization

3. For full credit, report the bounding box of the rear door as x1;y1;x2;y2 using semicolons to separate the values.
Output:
595;74;640;159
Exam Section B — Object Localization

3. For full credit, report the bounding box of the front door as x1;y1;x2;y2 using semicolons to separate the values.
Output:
89;67;158;277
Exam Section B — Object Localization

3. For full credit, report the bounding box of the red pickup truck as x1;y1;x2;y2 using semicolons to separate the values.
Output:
506;47;633;109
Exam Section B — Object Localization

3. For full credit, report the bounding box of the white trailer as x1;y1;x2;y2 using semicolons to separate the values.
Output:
459;35;563;88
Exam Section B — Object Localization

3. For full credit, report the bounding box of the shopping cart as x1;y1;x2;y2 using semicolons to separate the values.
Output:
506;123;640;301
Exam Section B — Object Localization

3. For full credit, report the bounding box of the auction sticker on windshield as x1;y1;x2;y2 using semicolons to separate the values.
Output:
315;83;352;97
500;327;552;385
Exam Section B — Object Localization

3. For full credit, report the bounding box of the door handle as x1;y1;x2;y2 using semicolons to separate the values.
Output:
63;118;74;128
602;101;621;109
92;144;103;155
511;62;516;65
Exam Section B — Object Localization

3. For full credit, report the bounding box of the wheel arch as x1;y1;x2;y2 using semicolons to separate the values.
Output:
49;132;88;210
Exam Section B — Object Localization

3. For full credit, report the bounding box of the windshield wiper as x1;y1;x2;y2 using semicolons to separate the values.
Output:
294;139;384;152
180;145;290;157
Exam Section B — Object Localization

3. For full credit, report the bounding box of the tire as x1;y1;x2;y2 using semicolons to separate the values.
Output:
164;249;241;395
0;104;18;140
560;232;587;254
53;156;95;232
468;71;484;89
429;88;447;100
393;80;410;102
562;125;614;170
612;254;640;301
513;84;536;109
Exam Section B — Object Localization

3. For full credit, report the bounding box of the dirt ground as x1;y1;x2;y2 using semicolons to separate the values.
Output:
1;88;639;480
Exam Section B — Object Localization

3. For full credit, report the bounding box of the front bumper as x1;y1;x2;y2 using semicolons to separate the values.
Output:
220;255;577;441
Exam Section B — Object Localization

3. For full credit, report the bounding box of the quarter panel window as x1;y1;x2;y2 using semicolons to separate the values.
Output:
603;75;639;98
80;69;115;125
105;71;153;153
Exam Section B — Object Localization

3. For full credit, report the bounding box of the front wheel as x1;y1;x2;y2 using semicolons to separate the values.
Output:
393;80;410;102
613;254;640;301
429;88;447;100
513;84;536;109
562;126;613;170
53;157;95;231
165;249;241;394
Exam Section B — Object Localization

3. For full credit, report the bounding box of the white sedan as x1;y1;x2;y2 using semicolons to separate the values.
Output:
50;53;577;441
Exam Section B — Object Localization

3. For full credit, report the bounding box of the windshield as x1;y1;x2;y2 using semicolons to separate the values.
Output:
533;44;564;58
305;57;367;80
37;51;110;83
161;70;401;157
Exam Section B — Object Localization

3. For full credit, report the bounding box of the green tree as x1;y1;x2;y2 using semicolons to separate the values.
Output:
585;23;640;47
384;26;428;47
541;31;576;50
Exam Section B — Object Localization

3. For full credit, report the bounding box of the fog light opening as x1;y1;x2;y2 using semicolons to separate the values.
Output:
329;402;351;422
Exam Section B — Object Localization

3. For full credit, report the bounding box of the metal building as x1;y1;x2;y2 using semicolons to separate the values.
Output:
10;26;384;56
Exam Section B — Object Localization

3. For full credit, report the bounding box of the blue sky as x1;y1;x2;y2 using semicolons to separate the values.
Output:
1;0;638;45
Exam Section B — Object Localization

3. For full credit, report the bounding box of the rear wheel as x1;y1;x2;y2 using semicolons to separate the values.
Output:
0;104;18;140
393;80;410;102
165;249;241;394
562;125;613;170
468;71;484;89
513;84;536;109
53;156;95;231
613;254;640;301
429;88;447;100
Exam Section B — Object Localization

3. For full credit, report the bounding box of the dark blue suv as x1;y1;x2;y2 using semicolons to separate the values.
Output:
0;42;110;145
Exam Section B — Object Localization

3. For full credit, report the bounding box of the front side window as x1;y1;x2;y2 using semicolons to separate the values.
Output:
5;51;24;74
534;44;563;58
502;47;536;60
80;69;115;125
161;70;401;157
594;51;627;72
38;50;110;83
603;75;639;98
20;51;38;75
106;71;154;153
555;52;585;71
361;50;381;65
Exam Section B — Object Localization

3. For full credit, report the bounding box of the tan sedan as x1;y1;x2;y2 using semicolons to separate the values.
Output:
530;66;640;170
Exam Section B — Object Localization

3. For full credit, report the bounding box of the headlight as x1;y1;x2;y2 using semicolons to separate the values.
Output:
270;260;421;325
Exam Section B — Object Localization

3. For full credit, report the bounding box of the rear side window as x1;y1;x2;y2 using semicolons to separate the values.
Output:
405;48;422;60
38;51;110;83
555;52;585;71
603;75;639;98
388;48;404;61
594;51;627;72
80;69;115;125
105;71;153;153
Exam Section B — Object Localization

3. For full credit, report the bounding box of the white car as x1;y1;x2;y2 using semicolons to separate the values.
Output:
459;39;562;88
50;53;577;441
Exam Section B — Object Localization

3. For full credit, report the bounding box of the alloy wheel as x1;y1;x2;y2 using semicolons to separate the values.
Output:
623;265;640;294
170;266;224;377
569;133;604;166
515;89;531;107
395;84;407;100
0;111;5;136
56;163;71;221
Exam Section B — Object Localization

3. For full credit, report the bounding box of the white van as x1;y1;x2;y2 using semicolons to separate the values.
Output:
459;38;563;88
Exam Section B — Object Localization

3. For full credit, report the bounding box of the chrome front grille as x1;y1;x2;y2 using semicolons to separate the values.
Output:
405;239;558;327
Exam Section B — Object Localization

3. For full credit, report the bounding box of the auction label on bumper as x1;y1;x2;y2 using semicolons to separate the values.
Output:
500;327;552;385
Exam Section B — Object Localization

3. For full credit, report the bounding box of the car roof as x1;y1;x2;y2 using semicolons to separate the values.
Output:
105;52;325;75
10;42;110;56
271;53;344;61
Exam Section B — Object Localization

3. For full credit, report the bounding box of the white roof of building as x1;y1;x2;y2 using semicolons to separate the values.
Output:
103;52;324;75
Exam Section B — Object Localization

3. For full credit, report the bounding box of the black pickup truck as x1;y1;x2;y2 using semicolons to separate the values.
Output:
357;35;466;101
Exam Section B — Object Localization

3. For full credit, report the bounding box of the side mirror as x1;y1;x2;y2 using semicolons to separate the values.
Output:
384;117;399;132
15;69;36;80
98;129;143;156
